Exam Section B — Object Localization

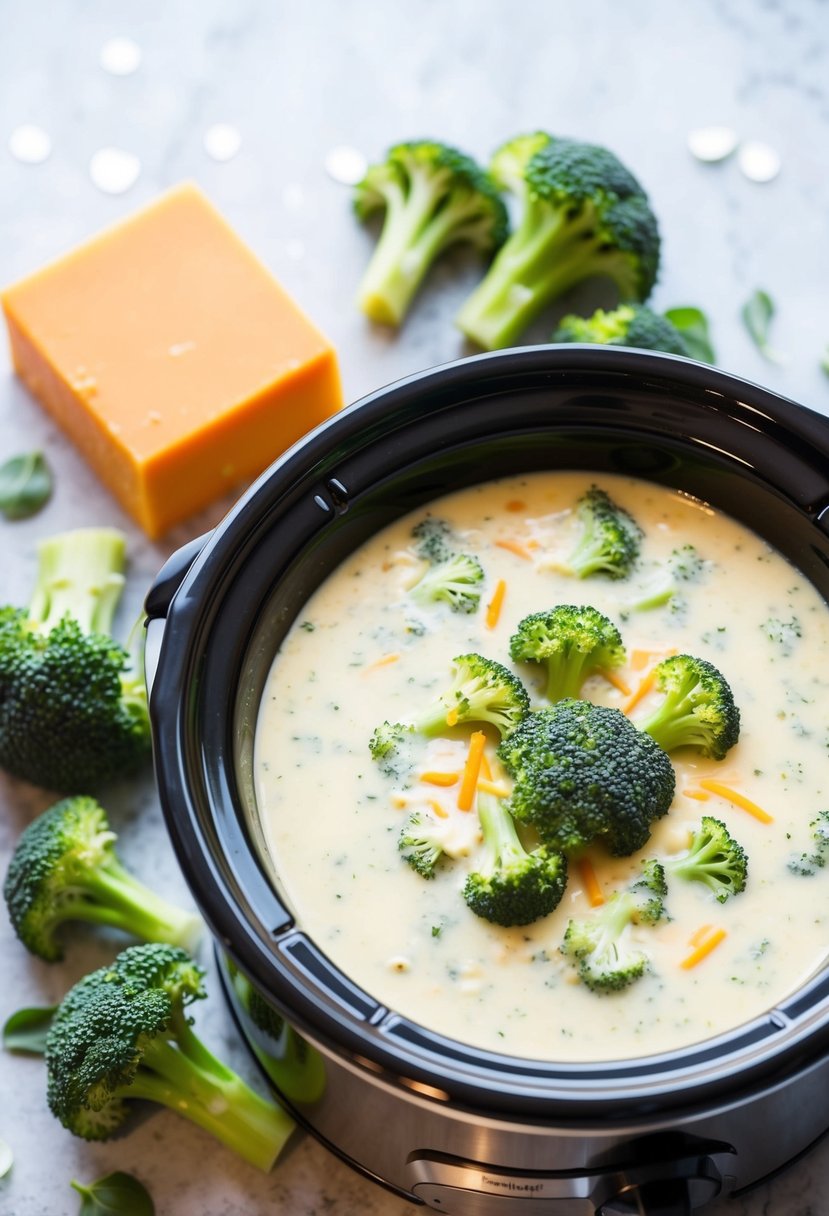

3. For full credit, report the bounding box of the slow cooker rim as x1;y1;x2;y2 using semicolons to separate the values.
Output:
148;344;829;1117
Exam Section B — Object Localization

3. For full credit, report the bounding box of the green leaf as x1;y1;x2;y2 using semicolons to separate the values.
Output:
2;1005;56;1054
663;307;716;364
71;1172;155;1216
0;1136;12;1179
0;451;53;519
741;289;786;363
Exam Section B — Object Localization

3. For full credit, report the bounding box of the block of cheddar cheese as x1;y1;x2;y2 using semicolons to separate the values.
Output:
2;183;343;538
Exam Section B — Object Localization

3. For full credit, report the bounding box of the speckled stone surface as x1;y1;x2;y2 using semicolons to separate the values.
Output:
1;1;829;1213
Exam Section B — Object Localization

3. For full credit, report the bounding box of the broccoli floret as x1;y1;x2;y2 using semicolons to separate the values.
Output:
369;721;416;781
509;605;626;703
354;140;508;326
3;797;202;962
561;864;665;992
456;134;660;350
399;808;453;878
410;551;485;613
463;791;567;926
45;944;293;1169
415;653;529;738
552;303;691;357
498;700;675;856
561;487;642;581
636;654;740;760
0;528;150;791
626;544;708;613
788;810;829;876
666;816;747;902
411;517;455;565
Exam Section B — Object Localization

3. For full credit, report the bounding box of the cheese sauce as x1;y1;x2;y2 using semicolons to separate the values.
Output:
254;472;829;1062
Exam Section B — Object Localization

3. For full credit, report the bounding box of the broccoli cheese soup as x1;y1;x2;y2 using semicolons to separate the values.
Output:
254;471;829;1062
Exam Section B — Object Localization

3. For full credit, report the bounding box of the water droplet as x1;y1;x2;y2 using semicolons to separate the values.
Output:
99;36;142;76
8;124;52;164
324;145;367;185
687;125;738;163
203;123;242;162
89;147;141;194
738;140;781;183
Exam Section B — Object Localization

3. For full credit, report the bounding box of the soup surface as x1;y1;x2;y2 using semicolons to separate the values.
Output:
254;472;829;1062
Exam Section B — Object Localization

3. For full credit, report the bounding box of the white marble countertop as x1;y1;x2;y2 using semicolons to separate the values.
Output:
2;1;829;1213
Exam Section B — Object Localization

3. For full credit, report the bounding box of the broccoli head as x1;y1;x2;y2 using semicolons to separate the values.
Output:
509;605;626;703
666;816;747;902
562;487;643;580
411;517;455;565
3;796;201;962
552;303;691;357
562;862;666;992
497;700;675;856
45;944;293;1170
0;528;150;791
788;810;829;877
462;791;567;926
456;133;660;350
354;140;508;326
410;550;485;613
636;654;740;760
626;544;709;614
415;653;529;738
398;808;453;878
368;721;417;783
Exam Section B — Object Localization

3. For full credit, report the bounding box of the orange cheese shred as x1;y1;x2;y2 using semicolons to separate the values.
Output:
428;799;450;820
420;771;459;787
485;579;507;630
365;652;401;672
476;778;510;798
457;731;487;812
683;788;711;802
445;707;460;727
495;538;534;562
600;668;632;697
577;858;605;908
681;927;727;969
698;780;774;824
688;923;714;948
622;670;656;715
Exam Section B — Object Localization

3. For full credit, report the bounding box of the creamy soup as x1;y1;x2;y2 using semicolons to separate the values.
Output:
254;472;829;1062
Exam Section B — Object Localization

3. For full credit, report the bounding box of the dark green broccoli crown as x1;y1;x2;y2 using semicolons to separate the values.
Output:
398;809;447;878
497;700;675;856
420;652;529;738
45;944;203;1138
411;517;455;565
788;810;829;877
670;816;747;902
0;609;150;791
3;796;114;960
561;891;649;992
509;605;626;702
567;487;643;580
463;846;567;927
525;137;646;208
638;654;740;760
553;304;690;356
410;552;485;613
596;194;661;300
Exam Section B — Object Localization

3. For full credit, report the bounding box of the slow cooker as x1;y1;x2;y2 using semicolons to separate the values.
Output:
145;346;829;1216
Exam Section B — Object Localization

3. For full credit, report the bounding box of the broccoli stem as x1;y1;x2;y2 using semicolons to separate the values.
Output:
545;653;601;704
120;1033;293;1171
478;791;524;870
639;690;702;753
62;859;202;951
29;528;127;635
357;174;451;325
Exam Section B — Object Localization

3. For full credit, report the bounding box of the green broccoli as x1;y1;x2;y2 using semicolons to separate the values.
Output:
354;140;508;326
456;133;660;350
398;807;455;878
414;653;529;738
45;944;293;1170
626;544;708;614
369;721;417;782
666;816;747;902
561;487;643;580
410;551;485;613
3;797;202;962
463;791;567;926
0;528;150;791
411;517;455;565
635;654;740;759
788;810;829;876
552;303;691;357
561;861;667;992
509;605;626;702
497;700;675;856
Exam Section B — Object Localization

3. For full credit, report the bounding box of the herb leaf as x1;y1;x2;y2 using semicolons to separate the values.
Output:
663;307;716;364
71;1172;155;1216
741;289;786;363
2;1005;56;1054
0;1136;12;1179
0;451;53;519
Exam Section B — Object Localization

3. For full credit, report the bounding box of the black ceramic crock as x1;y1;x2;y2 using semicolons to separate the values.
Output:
146;346;829;1215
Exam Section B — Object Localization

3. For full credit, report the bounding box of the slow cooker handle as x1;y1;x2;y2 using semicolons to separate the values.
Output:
144;531;212;699
600;1176;693;1215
